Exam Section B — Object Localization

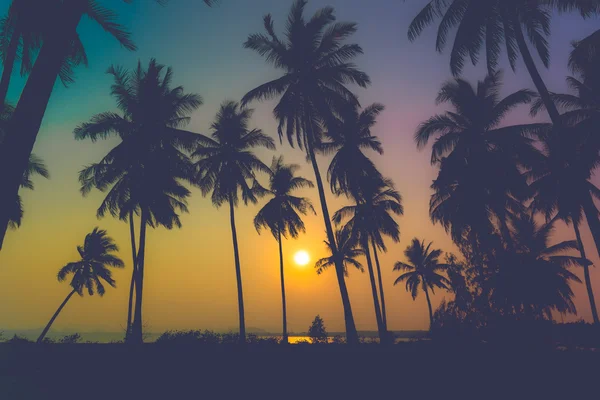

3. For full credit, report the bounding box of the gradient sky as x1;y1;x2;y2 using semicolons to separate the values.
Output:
0;0;599;334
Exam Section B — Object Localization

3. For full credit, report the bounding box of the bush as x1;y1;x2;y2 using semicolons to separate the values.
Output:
308;315;328;344
59;333;81;344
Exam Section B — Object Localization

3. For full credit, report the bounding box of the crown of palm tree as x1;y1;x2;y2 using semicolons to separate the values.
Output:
393;238;451;300
242;0;370;150
57;227;124;296
193;100;275;208
332;178;403;251
254;156;315;240
487;216;584;318
320;103;385;199
315;226;364;276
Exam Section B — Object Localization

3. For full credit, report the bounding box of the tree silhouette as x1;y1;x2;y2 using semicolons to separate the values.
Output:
333;179;403;340
0;0;218;249
254;156;315;344
394;238;451;329
315;226;364;277
406;0;598;125
193;100;275;343
76;59;201;343
308;315;328;344
417;72;540;266
37;227;123;343
243;0;370;344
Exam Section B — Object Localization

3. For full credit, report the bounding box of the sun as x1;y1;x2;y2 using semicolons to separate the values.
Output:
294;250;310;267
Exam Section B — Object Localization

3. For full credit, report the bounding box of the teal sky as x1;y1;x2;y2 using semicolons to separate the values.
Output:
1;1;599;334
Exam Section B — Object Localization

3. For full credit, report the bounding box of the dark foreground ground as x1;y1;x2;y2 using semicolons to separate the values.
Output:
1;342;599;399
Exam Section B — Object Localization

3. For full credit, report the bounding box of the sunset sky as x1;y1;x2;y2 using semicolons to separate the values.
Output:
0;0;599;335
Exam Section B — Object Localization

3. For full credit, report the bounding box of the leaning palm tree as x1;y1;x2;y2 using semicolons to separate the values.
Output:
37;228;123;343
407;0;600;126
243;0;370;344
315;226;365;277
333;179;403;339
0;0;219;249
393;238;451;329
193;101;275;343
76;59;201;343
417;71;540;262
254;156;315;343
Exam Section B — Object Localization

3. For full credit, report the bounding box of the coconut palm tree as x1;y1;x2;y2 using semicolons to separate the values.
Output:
394;238;451;329
37;227;123;343
242;0;370;344
407;0;600;125
0;0;88;106
488;216;584;319
193;101;274;343
315;226;365;277
76;59;201;343
417;72;541;261
254;156;315;343
0;0;218;249
333;179;403;338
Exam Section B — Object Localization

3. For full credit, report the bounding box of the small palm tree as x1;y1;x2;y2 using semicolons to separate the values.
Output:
243;0;370;344
315;227;364;276
193;101;275;343
407;0;599;125
254;156;315;344
76;59;200;343
37;228;123;343
394;239;451;329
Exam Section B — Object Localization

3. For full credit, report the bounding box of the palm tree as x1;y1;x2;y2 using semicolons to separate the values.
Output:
37;227;123;343
488;216;584;320
193;101;275;343
407;0;600;125
0;0;218;249
393;239;451;329
0;0;88;106
417;72;540;263
242;0;370;344
254;156;315;343
76;59;201;343
333;179;403;339
315;226;365;277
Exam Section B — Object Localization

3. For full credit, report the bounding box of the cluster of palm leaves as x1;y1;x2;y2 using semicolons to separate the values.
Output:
410;0;600;326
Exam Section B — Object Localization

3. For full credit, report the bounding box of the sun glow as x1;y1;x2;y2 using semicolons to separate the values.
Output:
294;250;310;267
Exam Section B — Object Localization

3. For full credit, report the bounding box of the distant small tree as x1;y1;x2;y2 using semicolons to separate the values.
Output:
308;315;328;344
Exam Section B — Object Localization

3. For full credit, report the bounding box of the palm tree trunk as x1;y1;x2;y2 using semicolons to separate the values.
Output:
363;238;385;341
423;285;434;331
513;21;561;125
130;209;148;344
37;289;76;343
0;0;85;250
125;211;138;341
304;116;358;345
229;195;246;343
0;26;20;106
573;221;599;324
278;229;288;344
371;239;388;332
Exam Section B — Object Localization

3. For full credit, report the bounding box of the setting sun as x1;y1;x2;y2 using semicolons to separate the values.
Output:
293;250;310;267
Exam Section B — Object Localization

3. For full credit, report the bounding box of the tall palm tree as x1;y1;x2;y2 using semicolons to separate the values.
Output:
254;156;315;343
242;0;370;344
0;0;218;249
417;72;540;262
37;227;123;343
315;226;365;277
193;101;275;343
333;179;403;338
0;0;88;106
488;216;584;320
393;238;451;329
407;0;600;125
76;59;201;343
